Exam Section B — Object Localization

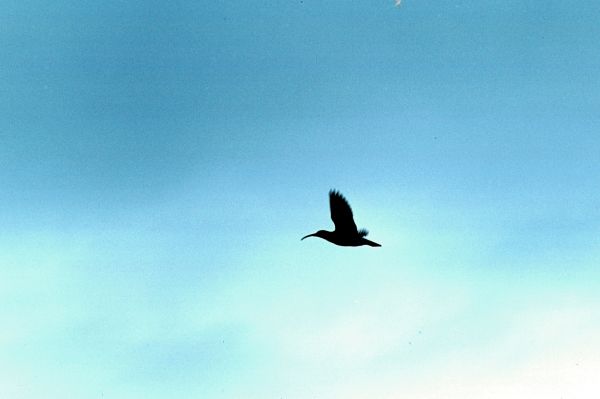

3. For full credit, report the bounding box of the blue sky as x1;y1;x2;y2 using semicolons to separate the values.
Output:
2;1;600;398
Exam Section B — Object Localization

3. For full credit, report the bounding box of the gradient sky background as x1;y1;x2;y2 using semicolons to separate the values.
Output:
2;1;600;398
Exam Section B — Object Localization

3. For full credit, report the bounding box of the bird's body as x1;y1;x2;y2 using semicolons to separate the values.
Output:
302;190;381;247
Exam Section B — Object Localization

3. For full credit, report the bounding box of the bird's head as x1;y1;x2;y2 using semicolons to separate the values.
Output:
301;230;329;241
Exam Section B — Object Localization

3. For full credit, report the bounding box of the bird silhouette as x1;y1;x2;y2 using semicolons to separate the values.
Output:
302;190;381;247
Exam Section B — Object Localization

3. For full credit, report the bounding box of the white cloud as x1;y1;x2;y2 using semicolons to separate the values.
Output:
313;296;600;399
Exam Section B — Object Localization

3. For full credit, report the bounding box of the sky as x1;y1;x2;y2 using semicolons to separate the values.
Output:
2;0;600;398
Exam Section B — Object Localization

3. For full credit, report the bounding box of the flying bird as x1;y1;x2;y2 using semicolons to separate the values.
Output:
302;190;381;247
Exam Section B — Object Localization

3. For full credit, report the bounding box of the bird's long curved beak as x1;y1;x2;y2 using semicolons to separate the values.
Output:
301;233;316;240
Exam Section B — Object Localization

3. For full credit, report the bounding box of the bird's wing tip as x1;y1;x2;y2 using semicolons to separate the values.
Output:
329;189;347;201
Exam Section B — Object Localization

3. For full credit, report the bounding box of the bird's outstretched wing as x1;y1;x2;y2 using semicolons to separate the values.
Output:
329;190;358;234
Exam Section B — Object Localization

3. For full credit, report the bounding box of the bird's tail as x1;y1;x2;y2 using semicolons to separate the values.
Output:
362;238;381;247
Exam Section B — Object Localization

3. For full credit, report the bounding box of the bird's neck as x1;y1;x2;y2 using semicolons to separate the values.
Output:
320;230;345;245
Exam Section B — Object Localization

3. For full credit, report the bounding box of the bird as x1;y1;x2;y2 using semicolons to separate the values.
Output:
302;190;381;247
